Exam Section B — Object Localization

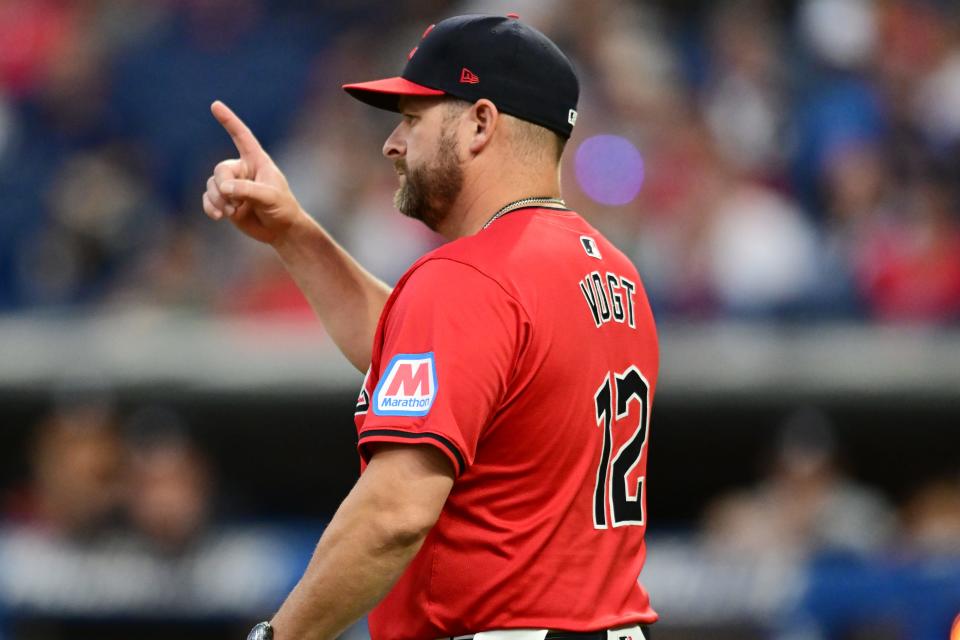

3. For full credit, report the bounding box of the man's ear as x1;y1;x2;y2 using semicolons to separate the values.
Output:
465;99;500;155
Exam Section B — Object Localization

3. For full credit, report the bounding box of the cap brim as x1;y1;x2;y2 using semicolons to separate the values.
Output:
342;77;446;112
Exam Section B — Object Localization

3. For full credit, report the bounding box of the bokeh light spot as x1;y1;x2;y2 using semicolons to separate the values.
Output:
574;135;644;206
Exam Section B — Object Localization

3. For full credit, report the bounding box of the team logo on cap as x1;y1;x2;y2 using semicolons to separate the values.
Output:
407;23;436;60
568;109;578;126
372;352;438;416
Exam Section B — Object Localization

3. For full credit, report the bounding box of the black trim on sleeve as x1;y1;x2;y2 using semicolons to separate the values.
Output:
358;429;466;475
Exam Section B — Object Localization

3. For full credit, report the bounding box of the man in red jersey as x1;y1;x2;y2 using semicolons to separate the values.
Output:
202;14;658;640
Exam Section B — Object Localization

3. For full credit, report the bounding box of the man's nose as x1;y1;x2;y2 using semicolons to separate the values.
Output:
383;123;406;159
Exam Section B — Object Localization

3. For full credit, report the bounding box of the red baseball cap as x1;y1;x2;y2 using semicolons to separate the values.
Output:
342;14;580;138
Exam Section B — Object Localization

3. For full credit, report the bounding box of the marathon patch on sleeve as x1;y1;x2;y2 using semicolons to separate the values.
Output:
372;352;438;417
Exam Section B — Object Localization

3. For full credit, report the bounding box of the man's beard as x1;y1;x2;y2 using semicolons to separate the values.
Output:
393;129;464;232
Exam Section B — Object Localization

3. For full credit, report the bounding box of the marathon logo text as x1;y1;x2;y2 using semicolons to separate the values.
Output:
372;353;438;417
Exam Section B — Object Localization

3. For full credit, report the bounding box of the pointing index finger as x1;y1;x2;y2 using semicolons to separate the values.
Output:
211;100;265;160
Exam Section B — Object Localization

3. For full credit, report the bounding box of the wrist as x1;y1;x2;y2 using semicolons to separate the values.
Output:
271;208;320;255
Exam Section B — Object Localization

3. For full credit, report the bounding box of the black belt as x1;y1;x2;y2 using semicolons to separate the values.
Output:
451;628;651;640
545;628;651;640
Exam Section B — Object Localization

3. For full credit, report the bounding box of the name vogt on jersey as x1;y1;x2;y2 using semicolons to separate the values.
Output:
579;271;637;329
372;352;437;416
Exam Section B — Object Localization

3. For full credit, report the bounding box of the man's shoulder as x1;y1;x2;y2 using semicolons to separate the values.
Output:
381;249;528;332
392;245;507;302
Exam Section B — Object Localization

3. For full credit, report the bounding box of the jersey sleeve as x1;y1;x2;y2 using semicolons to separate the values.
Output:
358;258;528;476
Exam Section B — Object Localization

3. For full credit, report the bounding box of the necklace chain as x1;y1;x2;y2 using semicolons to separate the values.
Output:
481;196;567;230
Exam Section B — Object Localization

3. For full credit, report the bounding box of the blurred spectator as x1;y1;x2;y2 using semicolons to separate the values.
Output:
702;0;788;179
799;0;877;71
853;172;960;322
3;403;125;540
126;409;214;555
705;181;821;317
628;111;722;317
902;475;960;556
0;0;82;98
917;48;960;144
14;144;165;307
801;140;880;317
702;408;896;558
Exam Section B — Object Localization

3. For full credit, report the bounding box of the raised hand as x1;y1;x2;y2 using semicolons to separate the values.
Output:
203;100;304;245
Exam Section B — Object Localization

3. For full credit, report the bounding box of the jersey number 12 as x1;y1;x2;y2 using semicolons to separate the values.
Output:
593;366;650;528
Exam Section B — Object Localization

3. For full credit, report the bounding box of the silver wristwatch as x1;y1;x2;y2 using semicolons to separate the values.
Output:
247;621;273;640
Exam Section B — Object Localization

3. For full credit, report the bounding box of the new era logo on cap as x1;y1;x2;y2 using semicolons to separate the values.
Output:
373;353;438;416
460;67;479;84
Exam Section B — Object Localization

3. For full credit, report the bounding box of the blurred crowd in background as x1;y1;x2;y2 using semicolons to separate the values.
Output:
5;401;960;561
3;402;214;555
2;0;960;322
3;400;959;638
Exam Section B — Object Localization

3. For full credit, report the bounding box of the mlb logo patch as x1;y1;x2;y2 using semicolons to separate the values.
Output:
580;235;602;259
372;353;438;416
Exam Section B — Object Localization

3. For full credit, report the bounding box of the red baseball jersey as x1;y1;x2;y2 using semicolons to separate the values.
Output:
353;206;659;639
